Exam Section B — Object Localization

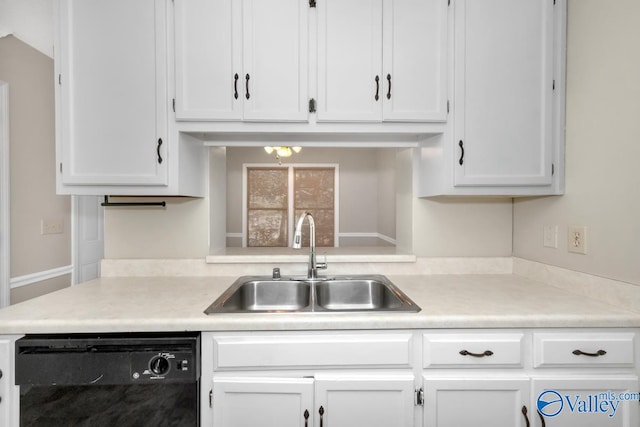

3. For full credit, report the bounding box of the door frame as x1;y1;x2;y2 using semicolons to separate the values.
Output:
0;82;10;307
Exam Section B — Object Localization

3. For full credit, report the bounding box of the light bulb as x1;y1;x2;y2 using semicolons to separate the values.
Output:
264;146;274;154
277;147;292;157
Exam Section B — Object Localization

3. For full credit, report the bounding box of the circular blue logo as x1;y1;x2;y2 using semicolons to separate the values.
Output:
537;390;563;417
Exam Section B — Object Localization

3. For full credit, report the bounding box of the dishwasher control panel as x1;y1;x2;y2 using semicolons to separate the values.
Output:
15;332;200;386
131;350;195;382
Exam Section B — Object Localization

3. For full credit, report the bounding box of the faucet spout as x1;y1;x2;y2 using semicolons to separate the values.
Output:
292;212;327;279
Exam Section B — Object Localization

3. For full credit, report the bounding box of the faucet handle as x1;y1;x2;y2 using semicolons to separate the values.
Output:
317;255;328;270
272;267;281;279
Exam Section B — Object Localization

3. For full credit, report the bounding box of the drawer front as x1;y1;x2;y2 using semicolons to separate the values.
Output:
534;332;635;367
213;333;414;369
423;333;524;368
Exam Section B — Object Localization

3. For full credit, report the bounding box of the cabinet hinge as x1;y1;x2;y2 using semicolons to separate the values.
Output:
172;98;176;113
209;389;213;408
415;388;424;406
309;98;317;113
309;0;316;7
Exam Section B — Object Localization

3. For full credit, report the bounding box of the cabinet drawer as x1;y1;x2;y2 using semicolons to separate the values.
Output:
213;333;413;369
533;332;635;367
423;333;524;368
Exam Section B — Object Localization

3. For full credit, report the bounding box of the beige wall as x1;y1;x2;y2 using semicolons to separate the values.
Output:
0;36;71;302
103;196;209;259
513;0;640;285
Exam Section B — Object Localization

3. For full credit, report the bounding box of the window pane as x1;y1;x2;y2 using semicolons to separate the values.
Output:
247;209;288;247
294;168;335;247
247;168;288;247
294;168;334;209
248;168;288;209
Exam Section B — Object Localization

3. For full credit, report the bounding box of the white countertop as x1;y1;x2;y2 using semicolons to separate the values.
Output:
1;273;639;334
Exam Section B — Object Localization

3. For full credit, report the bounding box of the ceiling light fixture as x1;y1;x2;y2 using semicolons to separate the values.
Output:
264;146;302;164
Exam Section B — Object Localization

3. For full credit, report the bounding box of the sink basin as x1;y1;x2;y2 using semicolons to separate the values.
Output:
204;275;420;314
315;276;418;312
204;279;310;313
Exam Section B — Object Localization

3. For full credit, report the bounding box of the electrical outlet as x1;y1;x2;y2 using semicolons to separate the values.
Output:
41;219;64;235
543;225;558;248
568;225;587;254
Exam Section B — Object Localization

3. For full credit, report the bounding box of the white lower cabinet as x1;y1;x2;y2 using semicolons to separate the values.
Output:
423;377;531;427
314;373;415;427
212;377;314;427
202;331;417;427
211;373;415;427
0;336;20;427
202;329;640;427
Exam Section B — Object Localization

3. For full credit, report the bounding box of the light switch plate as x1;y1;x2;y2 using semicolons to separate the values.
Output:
543;225;558;248
41;219;64;235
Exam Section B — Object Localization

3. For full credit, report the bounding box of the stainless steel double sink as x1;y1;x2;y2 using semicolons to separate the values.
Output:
204;274;421;314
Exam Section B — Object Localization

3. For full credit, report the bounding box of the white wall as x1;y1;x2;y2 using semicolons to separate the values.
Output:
0;0;53;58
513;0;640;285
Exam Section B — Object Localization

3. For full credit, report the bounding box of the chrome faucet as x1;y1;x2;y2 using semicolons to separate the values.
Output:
292;212;327;279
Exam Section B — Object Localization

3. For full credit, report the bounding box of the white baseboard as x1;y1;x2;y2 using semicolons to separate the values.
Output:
10;265;73;289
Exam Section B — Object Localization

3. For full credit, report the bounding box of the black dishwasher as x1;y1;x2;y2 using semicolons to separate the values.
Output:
15;332;200;427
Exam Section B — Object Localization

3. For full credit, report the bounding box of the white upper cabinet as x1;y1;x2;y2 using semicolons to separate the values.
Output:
174;0;309;122
56;0;168;187
242;0;309;121
453;0;555;187
55;0;206;196
317;0;447;122
316;0;383;122
174;0;241;120
416;0;566;196
383;0;448;121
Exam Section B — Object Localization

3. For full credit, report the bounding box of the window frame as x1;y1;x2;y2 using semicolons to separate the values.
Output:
242;163;340;248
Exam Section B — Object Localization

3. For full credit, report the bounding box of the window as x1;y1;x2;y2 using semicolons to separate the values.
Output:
244;165;338;248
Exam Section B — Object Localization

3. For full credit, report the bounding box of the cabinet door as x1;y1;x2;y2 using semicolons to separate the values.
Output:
382;0;448;122
242;0;309;122
0;336;20;427
314;373;414;427
174;0;242;120
453;0;554;186
56;0;168;186
424;377;531;427
212;377;314;427
317;0;383;122
533;377;639;427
